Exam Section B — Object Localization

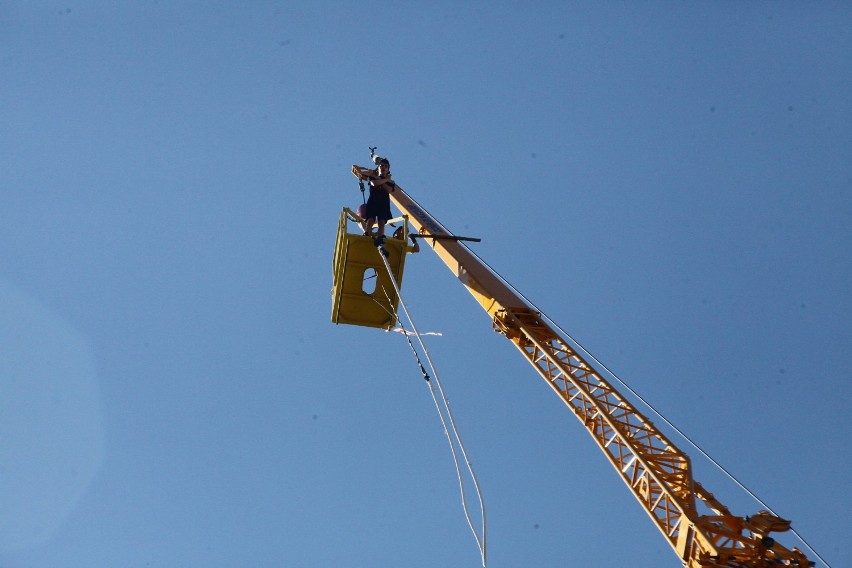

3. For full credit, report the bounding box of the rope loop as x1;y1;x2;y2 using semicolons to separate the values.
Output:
376;248;487;567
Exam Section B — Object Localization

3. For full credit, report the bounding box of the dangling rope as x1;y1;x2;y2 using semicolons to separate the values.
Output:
355;146;379;205
358;178;367;205
386;298;431;384
375;245;488;567
365;286;487;566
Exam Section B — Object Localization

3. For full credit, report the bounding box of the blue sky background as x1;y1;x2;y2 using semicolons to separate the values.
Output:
1;2;850;567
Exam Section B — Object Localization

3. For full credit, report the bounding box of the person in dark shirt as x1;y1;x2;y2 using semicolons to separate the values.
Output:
363;157;396;240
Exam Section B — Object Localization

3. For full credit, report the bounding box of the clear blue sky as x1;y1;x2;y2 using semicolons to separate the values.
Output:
1;2;850;567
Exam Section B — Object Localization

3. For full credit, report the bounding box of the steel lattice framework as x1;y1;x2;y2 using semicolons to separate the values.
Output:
493;307;695;550
491;307;810;567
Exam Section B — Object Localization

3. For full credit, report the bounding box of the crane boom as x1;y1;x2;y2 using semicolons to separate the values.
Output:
383;183;812;568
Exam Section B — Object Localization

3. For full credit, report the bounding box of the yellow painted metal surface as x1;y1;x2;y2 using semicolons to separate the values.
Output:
330;209;409;329
384;187;522;318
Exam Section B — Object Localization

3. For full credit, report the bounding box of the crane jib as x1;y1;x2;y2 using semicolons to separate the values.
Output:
334;162;819;568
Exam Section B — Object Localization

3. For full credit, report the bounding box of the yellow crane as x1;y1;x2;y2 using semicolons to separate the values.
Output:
332;163;816;568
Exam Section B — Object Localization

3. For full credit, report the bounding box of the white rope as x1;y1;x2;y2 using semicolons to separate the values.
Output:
377;246;487;567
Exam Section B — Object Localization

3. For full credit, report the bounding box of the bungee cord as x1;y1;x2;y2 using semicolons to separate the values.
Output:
375;246;488;567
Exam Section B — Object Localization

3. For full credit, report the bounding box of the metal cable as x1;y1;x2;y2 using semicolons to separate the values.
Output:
460;244;830;568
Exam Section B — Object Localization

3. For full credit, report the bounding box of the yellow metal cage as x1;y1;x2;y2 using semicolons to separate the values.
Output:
330;208;411;329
